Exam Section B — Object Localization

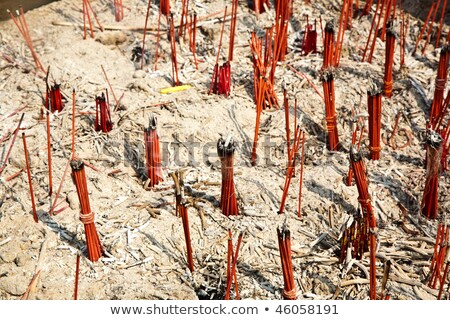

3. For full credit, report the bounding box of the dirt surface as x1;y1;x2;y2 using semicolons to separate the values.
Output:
0;0;449;300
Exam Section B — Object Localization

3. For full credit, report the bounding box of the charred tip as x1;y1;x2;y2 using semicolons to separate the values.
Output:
325;20;335;33
70;159;84;171
320;69;334;82
367;80;382;96
147;113;157;131
426;130;443;148
350;145;363;162
386;20;396;37
217;135;235;157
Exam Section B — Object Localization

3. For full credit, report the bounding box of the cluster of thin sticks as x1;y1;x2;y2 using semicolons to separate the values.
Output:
414;0;449;55
348;148;378;299
279;91;306;216
277;226;296;300
429;221;450;300
82;0;103;39
114;0;124;22
383;20;396;98
217;136;238;216
95;92;113;133
362;0;397;63
7;7;45;72
321;22;340;151
144;114;163;189
209;9;231;96
300;16;318;56
225;230;243;300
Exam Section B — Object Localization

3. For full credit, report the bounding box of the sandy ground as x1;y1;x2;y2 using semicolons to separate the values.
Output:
0;0;449;300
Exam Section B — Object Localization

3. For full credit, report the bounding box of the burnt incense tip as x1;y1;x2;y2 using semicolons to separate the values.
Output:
426;130;443;148
217;136;235;157
147;114;157;131
325;20;335;33
70;159;85;171
320;69;334;82
440;44;450;55
367;81;382;96
386;20;396;37
350;146;363;162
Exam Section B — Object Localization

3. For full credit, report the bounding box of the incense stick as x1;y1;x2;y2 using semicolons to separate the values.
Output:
22;132;38;223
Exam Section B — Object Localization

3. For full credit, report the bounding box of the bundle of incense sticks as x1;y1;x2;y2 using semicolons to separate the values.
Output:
368;85;383;160
228;0;239;62
435;0;448;48
114;0;124;22
188;14;198;69
414;0;448;54
430;45;450;125
350;147;377;300
277;226;296;300
361;0;373;16
421;130;443;219
225;230;243;300
141;1;152;70
49;84;64;113
249;29;280;165
7;8;45;72
346;116;365;186
340;209;369;262
383;20;395;98
362;0;395;63
209;9;229;96
168;14;181;87
399;11;408;68
211;62;231;96
160;0;171;17
253;0;270;16
429;221;449;293
82;0;103;39
321;69;340;151
301;17;318;56
70;160;103;262
249;30;280;110
273;0;292;63
217;136;238;216
334;0;352;67
322;21;340;151
179;0;189;38
22;132;38;223
95;92;113;133
179;202;194;272
144;114;163;188
279;126;303;214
